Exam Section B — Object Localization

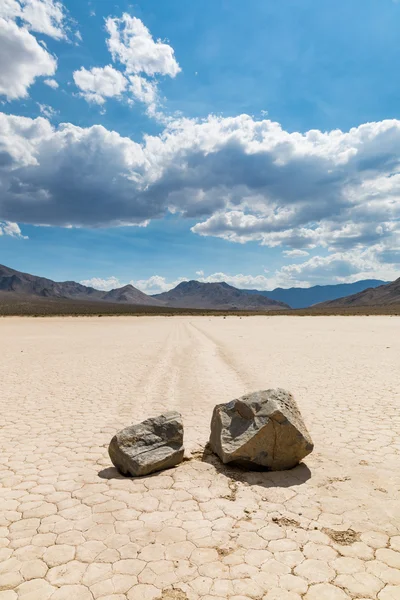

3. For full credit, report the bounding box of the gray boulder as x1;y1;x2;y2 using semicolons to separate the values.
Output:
109;411;184;477
209;389;313;471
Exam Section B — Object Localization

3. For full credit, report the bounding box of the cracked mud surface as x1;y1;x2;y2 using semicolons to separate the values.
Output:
0;315;399;600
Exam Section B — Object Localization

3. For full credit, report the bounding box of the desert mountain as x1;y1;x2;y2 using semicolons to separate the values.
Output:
0;264;288;310
317;277;400;307
0;264;160;306
242;280;386;309
0;263;104;300
102;284;162;306
153;280;290;310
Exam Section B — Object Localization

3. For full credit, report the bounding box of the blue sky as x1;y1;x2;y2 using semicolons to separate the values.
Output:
0;0;399;292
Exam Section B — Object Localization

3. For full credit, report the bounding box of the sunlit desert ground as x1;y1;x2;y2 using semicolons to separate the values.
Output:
1;316;400;600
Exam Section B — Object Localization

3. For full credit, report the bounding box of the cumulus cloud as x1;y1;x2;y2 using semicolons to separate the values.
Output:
0;1;21;20
0;17;57;100
19;0;67;40
1;0;69;40
0;0;71;100
80;239;399;295
0;112;149;226
197;272;279;290
44;78;58;89
283;249;310;257
198;247;399;290
1;110;400;284
131;248;398;293
73;65;127;105
203;252;399;288
134;275;187;294
105;13;180;78
37;103;58;118
79;275;186;294
128;74;158;113
75;13;179;113
79;276;121;290
276;247;399;286
0;220;27;238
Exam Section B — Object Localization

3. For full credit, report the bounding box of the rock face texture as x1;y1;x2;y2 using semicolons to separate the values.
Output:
209;389;314;470
109;411;184;477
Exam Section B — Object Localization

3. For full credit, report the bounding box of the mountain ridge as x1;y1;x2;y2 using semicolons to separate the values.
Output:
1;264;396;310
102;284;163;306
241;279;387;309
153;280;290;310
316;278;400;307
0;265;287;310
0;264;161;307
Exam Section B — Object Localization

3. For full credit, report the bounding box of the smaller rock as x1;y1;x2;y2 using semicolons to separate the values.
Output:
108;412;184;477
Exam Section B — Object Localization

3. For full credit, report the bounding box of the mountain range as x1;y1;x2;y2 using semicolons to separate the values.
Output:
153;280;288;310
0;264;287;310
242;280;386;309
0;263;398;311
0;263;161;307
318;277;400;308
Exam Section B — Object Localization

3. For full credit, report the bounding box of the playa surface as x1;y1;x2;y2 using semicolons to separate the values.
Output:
1;315;399;600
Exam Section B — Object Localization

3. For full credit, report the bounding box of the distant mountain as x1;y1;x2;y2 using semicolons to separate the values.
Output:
0;263;105;300
317;278;400;308
4;263;391;312
153;280;290;310
242;280;387;309
0;264;160;306
102;284;162;306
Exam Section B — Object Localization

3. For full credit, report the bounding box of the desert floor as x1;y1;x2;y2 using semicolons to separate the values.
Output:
1;316;400;600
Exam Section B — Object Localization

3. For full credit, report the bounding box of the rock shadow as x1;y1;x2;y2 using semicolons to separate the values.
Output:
98;464;181;481
197;444;312;489
98;466;126;480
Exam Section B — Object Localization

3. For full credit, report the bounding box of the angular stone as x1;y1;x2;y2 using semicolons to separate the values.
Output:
209;389;313;471
109;412;184;477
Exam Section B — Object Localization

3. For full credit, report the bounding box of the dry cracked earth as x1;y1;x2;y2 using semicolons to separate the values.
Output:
0;315;399;600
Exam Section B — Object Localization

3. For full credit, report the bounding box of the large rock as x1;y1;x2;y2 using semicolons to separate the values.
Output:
109;412;184;477
209;389;313;470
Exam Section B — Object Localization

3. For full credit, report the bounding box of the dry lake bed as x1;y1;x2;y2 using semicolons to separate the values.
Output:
1;316;400;600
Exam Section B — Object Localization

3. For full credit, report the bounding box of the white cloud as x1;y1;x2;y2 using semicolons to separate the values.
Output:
73;65;127;105
1;109;400;290
79;276;121;290
79;252;399;297
198;272;279;290
0;1;21;20
37;102;58;118
73;13;178;114
283;249;310;257
197;247;397;290
275;248;399;287
44;78;58;89
134;275;186;294
19;0;67;40
0;1;76;100
0;221;27;238
1;0;68;40
106;13;180;78
136;249;398;293
129;74;158;113
79;274;186;294
0;17;57;100
0;113;54;168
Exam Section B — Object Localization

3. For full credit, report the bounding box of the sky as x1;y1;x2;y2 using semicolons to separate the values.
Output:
0;0;399;293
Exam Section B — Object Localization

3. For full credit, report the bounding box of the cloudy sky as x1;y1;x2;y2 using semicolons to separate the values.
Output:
1;0;399;293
